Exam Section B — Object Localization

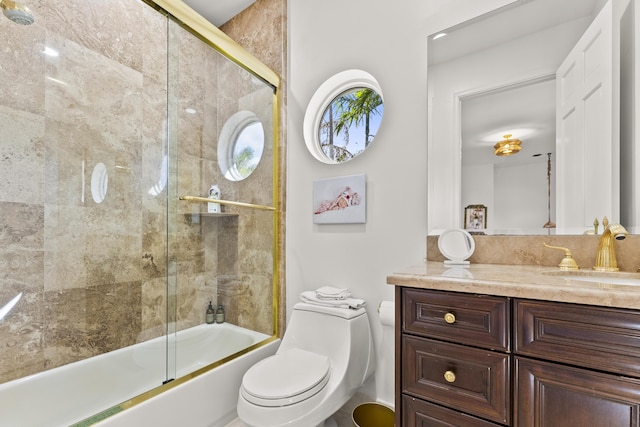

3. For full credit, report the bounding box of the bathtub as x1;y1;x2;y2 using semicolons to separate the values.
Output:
0;323;279;427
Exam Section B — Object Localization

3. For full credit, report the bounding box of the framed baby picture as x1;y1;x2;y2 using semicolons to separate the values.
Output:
312;174;366;224
464;204;487;230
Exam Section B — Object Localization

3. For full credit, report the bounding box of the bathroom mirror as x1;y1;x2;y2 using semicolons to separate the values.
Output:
438;229;475;265
427;0;638;236
303;69;384;164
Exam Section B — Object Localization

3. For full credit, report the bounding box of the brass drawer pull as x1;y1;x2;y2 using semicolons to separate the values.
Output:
444;312;456;324
444;370;456;383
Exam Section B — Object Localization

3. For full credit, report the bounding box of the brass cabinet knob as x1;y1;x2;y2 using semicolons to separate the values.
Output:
444;370;456;383
444;312;456;324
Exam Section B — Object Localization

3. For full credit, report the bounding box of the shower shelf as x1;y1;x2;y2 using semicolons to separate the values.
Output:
179;195;276;212
185;212;239;217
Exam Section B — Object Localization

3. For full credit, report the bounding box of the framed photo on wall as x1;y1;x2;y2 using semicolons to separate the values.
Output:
464;204;487;230
312;174;366;224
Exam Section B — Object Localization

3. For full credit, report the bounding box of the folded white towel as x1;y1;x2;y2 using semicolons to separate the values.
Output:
315;286;351;300
301;291;366;309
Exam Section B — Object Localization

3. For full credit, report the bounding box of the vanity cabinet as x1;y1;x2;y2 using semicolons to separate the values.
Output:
513;299;640;426
397;287;640;427
400;288;511;426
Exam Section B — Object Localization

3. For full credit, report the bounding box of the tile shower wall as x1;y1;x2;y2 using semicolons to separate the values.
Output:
0;0;276;385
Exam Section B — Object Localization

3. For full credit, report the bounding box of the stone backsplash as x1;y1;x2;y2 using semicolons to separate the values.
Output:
427;234;640;273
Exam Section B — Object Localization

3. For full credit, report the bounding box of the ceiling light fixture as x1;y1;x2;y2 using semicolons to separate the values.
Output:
493;133;522;156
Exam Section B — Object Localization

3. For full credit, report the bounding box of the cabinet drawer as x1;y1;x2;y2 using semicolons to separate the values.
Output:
515;299;640;377
403;335;510;424
403;289;510;351
515;357;640;427
402;395;503;427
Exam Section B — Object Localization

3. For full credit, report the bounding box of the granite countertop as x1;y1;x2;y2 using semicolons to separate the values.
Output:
387;261;640;310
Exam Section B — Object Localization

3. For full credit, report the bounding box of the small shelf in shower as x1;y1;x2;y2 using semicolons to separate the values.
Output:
179;195;276;212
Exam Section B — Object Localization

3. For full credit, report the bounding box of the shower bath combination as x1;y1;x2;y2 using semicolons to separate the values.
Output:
1;0;34;25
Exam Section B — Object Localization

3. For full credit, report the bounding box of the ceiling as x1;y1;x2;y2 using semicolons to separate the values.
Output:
182;0;256;27
429;0;605;66
429;0;606;169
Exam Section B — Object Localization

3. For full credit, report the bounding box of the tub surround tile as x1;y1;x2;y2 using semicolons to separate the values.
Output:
142;5;169;84
139;277;167;343
46;0;146;73
42;282;142;369
0;2;46;117
0;289;44;383
0;107;45;205
142;211;167;279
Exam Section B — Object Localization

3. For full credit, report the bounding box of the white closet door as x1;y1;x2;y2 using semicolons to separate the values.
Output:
556;1;615;234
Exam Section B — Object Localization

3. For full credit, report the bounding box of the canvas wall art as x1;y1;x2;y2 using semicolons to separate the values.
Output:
313;174;366;224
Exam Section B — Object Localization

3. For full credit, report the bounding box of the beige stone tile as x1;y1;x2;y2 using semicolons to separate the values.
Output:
45;0;146;72
0;107;45;204
0;1;46;116
0;289;44;383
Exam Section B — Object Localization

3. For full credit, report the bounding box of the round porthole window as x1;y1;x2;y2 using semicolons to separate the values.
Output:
303;69;384;164
218;111;265;181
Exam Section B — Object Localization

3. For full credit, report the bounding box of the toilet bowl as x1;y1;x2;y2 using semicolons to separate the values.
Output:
237;301;375;427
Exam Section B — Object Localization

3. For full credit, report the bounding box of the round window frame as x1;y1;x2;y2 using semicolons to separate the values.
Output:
218;110;265;181
303;69;384;164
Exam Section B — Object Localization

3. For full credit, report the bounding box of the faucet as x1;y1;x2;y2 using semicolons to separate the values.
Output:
593;222;628;271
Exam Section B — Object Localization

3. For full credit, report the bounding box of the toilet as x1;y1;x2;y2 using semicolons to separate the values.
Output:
237;301;375;427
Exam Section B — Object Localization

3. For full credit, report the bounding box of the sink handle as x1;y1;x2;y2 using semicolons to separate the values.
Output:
544;243;580;271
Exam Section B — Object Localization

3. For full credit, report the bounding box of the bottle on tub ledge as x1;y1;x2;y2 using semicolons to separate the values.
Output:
216;304;225;324
206;301;215;324
208;184;221;213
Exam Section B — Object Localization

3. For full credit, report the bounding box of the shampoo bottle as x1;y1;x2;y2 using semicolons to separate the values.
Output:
208;185;221;213
216;304;225;324
206;301;215;324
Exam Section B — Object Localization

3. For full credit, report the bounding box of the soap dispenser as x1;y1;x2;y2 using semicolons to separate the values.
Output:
206;301;215;324
216;304;225;324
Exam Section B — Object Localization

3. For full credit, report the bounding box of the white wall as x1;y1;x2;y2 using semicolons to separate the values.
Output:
462;163;494;220
494;162;549;232
287;0;516;403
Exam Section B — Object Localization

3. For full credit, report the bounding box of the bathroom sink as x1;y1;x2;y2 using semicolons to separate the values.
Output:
544;271;640;286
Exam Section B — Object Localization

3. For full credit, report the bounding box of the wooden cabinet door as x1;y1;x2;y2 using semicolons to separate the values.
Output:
515;357;640;427
404;335;510;424
403;395;502;427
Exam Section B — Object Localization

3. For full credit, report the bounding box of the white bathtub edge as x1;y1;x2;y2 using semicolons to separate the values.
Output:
94;338;280;427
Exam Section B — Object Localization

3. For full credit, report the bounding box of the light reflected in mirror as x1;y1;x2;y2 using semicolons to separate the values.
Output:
318;87;383;163
427;0;638;236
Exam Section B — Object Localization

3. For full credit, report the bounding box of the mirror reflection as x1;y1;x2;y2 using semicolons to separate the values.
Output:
427;0;638;236
318;87;383;163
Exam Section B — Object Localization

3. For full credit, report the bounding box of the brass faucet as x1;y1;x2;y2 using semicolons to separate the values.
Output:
543;243;579;270
593;222;628;271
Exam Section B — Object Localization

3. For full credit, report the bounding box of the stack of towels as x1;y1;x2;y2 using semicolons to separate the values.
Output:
300;286;366;309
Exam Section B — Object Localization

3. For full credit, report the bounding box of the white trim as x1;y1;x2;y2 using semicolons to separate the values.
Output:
303;69;383;164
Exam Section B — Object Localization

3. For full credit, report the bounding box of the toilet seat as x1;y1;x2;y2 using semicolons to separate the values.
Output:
240;348;331;407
